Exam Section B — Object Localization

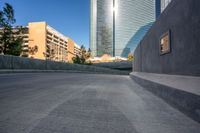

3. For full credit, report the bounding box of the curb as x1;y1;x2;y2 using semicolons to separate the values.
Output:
130;72;200;123
0;69;130;75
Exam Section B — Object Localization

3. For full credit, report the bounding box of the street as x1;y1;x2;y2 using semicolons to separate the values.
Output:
0;73;199;133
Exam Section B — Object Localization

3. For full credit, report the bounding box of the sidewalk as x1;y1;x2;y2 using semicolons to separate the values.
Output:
131;72;200;96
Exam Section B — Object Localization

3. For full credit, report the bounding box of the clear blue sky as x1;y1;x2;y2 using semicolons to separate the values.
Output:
0;0;90;48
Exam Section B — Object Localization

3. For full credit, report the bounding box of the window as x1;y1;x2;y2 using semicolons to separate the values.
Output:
24;40;28;43
160;31;171;55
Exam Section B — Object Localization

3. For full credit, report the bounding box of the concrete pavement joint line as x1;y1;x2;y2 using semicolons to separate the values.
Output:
0;55;130;75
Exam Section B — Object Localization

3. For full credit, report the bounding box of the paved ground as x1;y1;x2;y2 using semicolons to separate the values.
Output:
0;73;199;133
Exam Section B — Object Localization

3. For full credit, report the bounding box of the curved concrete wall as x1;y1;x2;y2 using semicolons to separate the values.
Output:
0;55;129;75
133;0;200;76
93;61;132;71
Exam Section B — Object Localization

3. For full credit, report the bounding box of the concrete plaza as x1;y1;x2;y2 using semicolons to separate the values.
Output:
0;73;199;133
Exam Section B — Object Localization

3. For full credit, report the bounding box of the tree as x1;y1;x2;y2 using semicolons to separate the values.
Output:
72;45;92;64
72;55;81;64
86;48;92;59
0;3;23;56
128;53;134;61
5;37;23;56
79;45;86;64
43;44;55;60
28;45;38;58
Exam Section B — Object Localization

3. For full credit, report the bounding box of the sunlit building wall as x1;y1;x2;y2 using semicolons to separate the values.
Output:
30;22;80;62
29;22;69;62
67;38;81;62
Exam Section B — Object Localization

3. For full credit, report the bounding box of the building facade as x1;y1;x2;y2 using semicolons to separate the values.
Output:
28;22;80;62
0;22;80;62
67;38;81;62
90;0;113;57
90;0;171;57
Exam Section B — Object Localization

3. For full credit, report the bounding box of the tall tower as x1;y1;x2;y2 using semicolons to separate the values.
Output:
90;0;162;57
90;0;114;57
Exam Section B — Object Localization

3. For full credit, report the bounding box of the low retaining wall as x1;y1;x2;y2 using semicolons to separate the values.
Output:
93;61;132;71
0;55;129;75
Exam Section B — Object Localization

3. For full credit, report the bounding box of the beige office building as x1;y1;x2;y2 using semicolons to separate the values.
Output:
17;22;80;62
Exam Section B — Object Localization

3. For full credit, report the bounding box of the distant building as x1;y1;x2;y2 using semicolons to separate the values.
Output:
0;22;80;62
88;54;127;63
90;0;172;58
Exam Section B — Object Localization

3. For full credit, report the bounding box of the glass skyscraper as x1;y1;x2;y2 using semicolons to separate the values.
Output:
90;0;170;57
90;0;113;56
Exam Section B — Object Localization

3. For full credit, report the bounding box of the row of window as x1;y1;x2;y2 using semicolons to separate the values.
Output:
47;32;68;47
